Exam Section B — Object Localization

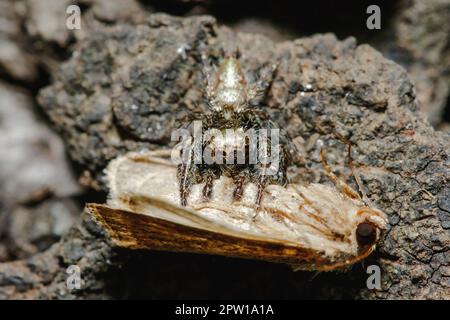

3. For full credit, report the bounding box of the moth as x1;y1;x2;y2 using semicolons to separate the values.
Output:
88;149;387;271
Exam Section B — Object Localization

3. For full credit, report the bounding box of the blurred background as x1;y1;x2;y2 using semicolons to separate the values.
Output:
0;0;448;294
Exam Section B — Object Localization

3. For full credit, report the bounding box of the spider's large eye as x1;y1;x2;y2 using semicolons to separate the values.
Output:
356;222;377;246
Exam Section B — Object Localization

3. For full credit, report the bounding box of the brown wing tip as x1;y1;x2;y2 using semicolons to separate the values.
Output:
86;203;142;249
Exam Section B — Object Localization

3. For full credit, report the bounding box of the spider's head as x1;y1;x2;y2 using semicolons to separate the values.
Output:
207;55;248;117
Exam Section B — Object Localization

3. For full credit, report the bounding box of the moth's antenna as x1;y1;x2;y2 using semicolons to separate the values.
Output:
320;149;361;201
347;144;373;207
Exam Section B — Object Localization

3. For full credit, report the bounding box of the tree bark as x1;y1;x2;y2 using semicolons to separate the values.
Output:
0;10;449;300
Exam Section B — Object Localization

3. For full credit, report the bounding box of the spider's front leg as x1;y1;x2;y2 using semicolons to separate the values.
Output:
201;168;220;201
177;162;192;206
250;164;269;219
255;174;268;209
232;171;249;201
177;140;197;206
251;143;288;216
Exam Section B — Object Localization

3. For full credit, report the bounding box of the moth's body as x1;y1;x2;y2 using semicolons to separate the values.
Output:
95;150;388;271
177;53;291;207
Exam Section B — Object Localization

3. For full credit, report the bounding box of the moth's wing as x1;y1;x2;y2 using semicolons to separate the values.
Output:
104;193;298;244
87;198;330;268
106;150;176;202
99;150;377;271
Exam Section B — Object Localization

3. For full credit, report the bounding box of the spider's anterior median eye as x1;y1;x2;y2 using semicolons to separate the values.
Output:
356;222;377;246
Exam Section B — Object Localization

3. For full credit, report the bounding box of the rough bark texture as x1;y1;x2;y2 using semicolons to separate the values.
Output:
1;13;448;300
376;0;450;126
0;1;449;299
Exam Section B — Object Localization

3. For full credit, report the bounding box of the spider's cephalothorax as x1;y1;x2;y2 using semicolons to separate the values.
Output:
177;53;292;209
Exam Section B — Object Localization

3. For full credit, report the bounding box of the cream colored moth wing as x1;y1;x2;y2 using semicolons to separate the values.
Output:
88;201;328;267
90;150;387;271
98;150;329;268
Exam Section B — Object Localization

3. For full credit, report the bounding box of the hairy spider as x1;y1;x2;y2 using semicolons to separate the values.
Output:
176;52;294;209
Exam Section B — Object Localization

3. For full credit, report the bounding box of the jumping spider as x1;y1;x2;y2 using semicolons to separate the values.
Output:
177;52;293;209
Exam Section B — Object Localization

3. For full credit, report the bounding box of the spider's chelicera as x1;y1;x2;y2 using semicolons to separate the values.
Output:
172;52;293;208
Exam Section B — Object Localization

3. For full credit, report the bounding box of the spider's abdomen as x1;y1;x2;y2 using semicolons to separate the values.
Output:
209;56;247;114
